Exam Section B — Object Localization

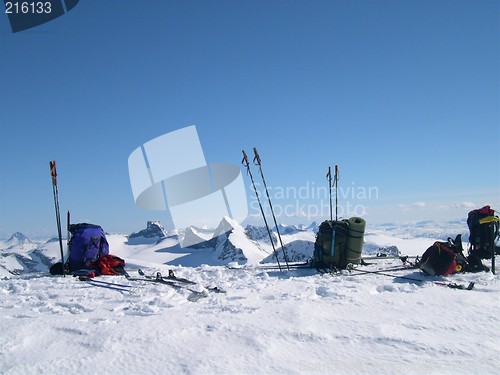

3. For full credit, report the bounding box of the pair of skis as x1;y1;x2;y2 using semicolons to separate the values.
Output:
315;254;474;290
79;274;208;299
227;261;311;271
125;269;225;302
242;148;290;271
138;269;225;294
344;265;475;291
79;269;226;301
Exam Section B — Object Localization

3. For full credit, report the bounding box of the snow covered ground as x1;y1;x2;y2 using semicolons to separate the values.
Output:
1;219;499;375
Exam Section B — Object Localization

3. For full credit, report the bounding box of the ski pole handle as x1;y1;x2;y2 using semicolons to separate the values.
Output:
49;160;57;186
241;150;249;166
253;147;261;165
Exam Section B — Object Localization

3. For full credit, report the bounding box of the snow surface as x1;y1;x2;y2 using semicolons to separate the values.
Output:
1;219;499;375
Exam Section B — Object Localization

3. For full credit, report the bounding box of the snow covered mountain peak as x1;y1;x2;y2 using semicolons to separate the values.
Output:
7;231;31;244
181;216;243;248
2;232;36;252
213;216;239;238
128;221;168;245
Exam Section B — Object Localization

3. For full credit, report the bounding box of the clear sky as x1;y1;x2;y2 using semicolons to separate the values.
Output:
0;0;499;239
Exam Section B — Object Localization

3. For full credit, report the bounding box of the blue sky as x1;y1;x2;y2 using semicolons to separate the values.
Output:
0;0;499;238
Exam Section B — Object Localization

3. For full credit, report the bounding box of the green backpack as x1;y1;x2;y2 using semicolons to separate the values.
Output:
313;220;349;270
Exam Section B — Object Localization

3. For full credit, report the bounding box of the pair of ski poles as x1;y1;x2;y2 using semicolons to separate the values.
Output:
326;165;339;222
326;165;339;269
49;161;66;276
242;148;290;271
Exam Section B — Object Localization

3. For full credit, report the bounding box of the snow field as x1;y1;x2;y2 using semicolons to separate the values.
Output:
1;219;499;374
1;260;498;375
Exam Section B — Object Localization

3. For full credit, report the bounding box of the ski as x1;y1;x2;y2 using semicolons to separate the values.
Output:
437;281;475;290
125;272;198;290
138;269;226;294
258;262;311;269
226;262;311;271
347;268;475;290
140;268;195;284
79;278;132;293
77;276;133;289
362;255;419;261
375;263;419;272
124;271;209;302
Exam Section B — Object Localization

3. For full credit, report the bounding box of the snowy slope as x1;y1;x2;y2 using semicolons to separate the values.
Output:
1;219;499;375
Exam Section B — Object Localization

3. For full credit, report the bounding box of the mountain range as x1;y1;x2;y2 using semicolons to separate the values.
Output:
0;217;474;277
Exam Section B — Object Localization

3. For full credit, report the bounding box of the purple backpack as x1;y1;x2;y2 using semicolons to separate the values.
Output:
68;223;109;271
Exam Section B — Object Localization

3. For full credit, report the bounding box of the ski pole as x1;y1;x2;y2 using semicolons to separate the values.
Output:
242;150;282;271
334;165;339;221
67;210;70;273
326;167;332;221
49;161;65;276
361;255;419;261
253;148;290;270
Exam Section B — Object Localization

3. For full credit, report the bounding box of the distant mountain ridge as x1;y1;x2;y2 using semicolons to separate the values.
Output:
0;218;475;277
128;221;169;245
0;233;53;276
4;232;36;250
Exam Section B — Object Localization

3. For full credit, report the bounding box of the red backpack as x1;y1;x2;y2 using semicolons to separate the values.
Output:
92;254;126;275
419;236;468;276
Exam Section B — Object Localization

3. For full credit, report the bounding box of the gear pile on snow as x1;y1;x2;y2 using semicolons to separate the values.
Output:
46;159;497;294
417;206;499;276
313;217;366;270
49;223;125;276
312;164;367;271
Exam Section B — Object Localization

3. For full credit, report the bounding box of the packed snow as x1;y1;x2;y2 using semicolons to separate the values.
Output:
1;218;499;375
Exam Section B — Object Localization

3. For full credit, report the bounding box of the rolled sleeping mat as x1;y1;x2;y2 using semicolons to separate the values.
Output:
346;217;366;264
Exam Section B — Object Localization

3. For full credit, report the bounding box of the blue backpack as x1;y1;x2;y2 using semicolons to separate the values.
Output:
68;223;109;271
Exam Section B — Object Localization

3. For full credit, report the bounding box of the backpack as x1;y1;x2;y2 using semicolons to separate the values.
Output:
419;235;468;276
67;223;109;271
313;220;349;270
467;206;499;259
